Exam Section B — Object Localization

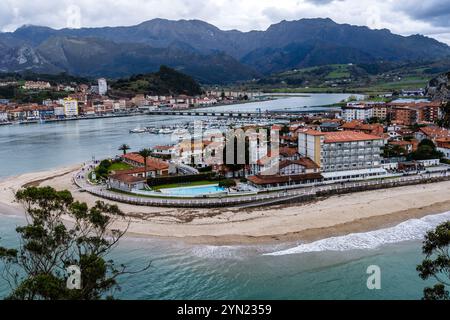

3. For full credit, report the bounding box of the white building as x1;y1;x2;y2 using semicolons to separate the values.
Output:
0;110;7;122
298;129;385;173
62;98;78;117
98;78;108;96
342;105;374;122
54;106;65;117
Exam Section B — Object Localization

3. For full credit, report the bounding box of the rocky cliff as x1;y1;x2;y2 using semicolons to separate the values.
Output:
426;72;450;101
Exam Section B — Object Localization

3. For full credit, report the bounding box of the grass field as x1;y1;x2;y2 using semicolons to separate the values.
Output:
108;162;134;172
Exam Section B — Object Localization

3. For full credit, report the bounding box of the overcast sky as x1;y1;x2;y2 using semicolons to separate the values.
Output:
1;0;450;44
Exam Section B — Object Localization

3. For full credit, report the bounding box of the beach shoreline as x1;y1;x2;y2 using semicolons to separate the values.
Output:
1;164;450;246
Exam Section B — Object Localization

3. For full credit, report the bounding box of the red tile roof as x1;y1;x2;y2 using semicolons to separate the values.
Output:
323;131;382;143
279;158;319;170
109;173;146;184
153;145;174;150
279;147;298;157
299;129;325;136
419;126;450;139
122;153;169;170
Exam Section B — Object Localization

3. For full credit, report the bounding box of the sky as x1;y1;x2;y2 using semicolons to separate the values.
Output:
1;0;450;44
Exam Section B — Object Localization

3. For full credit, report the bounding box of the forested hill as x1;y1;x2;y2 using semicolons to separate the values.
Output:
109;66;203;97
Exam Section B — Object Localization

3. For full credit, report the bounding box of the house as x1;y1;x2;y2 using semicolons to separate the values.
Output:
388;140;418;154
415;126;450;142
341;120;384;136
152;145;175;158
108;174;147;192
436;138;450;160
247;172;323;188
320;122;341;132
22;81;51;90
248;157;322;188
121;153;170;176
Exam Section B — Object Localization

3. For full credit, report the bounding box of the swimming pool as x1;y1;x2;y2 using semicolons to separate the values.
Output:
159;184;226;196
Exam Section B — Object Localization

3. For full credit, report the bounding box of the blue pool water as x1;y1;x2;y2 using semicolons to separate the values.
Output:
160;184;226;196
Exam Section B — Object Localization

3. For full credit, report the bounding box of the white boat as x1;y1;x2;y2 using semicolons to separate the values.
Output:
129;128;147;134
158;128;172;134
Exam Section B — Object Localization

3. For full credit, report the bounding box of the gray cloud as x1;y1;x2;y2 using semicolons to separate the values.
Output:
395;0;450;27
0;0;449;45
303;0;340;5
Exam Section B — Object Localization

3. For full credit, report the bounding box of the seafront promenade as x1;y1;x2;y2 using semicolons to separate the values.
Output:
73;162;450;208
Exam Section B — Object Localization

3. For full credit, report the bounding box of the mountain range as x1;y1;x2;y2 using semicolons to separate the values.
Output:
1;18;450;83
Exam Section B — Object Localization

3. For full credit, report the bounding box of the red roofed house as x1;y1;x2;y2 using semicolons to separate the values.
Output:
341;120;384;136
415;126;450;142
108;173;147;192
388;140;419;154
247;158;322;188
121;153;169;177
436;138;450;160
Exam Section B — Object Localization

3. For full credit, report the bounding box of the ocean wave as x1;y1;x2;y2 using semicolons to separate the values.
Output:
265;211;450;256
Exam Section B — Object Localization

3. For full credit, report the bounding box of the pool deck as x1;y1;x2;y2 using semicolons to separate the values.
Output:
74;162;450;208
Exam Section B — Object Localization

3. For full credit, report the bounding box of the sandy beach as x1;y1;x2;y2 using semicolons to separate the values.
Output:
1;164;450;245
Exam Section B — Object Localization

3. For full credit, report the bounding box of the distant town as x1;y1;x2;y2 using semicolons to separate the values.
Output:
1;72;450;205
0;77;266;124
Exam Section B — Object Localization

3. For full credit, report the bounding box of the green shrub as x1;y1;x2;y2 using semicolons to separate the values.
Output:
219;179;237;188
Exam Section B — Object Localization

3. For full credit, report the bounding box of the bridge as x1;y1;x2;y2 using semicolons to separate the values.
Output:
145;109;339;119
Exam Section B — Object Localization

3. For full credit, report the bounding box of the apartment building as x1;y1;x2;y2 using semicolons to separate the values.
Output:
388;102;442;125
298;130;384;172
341;105;374;122
62;98;79;117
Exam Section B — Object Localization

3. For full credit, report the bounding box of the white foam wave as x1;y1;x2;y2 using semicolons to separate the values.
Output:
265;211;450;256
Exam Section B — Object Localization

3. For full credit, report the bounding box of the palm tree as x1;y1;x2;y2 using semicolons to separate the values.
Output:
118;144;131;155
138;148;152;177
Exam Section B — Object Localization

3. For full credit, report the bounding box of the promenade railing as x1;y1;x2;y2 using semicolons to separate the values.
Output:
72;163;450;208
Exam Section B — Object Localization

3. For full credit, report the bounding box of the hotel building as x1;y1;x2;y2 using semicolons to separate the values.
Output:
298;130;386;181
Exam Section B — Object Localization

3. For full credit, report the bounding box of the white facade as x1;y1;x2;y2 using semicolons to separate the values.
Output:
322;139;383;172
98;78;108;96
417;159;441;167
342;106;374;122
0;111;7;121
63;99;78;117
54;106;65;117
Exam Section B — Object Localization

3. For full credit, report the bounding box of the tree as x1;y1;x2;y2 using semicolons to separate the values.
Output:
417;221;450;300
219;179;237;189
118;144;130;155
280;125;290;135
383;144;406;158
138;148;152;177
0;186;149;300
408;139;444;161
95;160;112;179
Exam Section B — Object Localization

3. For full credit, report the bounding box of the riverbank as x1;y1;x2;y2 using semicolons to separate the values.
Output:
1;165;450;245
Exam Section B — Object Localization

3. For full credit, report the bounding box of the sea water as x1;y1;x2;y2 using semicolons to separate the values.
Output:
0;93;442;299
0;211;443;299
